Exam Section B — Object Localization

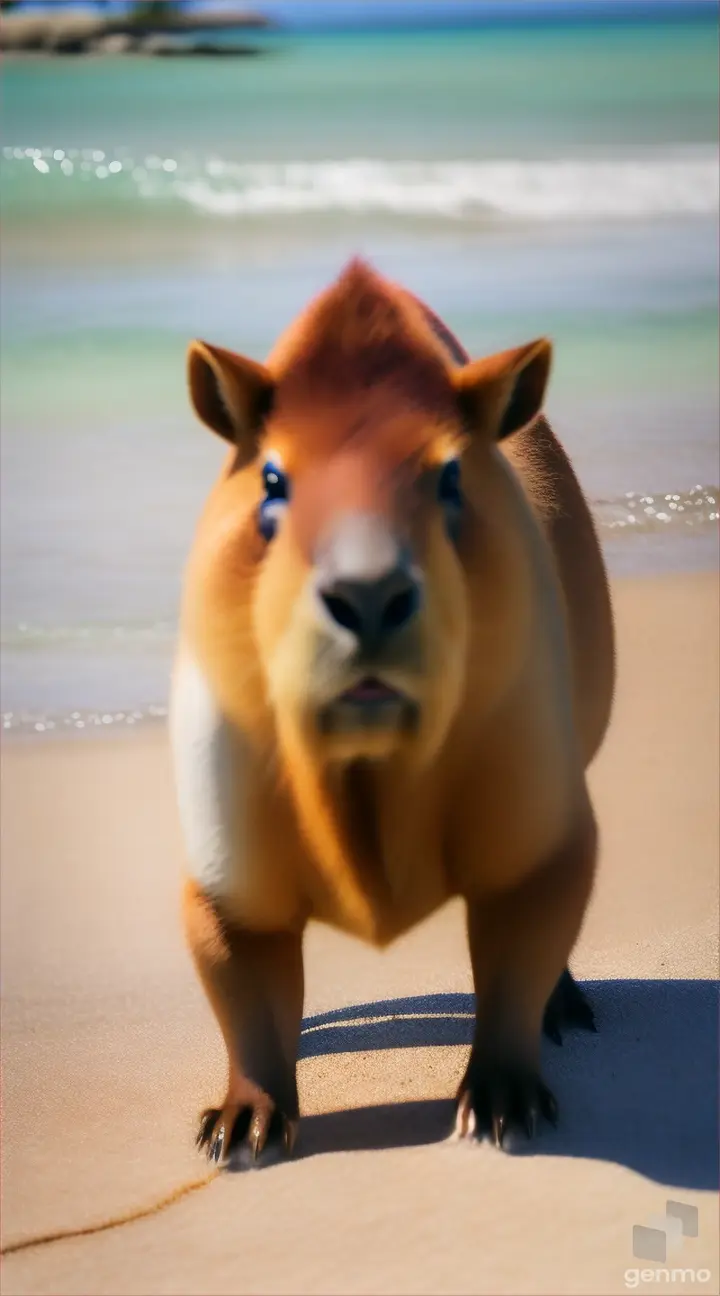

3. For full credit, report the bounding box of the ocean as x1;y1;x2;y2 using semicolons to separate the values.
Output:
1;19;718;735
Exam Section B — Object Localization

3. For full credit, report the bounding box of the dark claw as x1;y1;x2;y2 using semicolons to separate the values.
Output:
283;1121;295;1156
455;1063;558;1146
209;1124;225;1164
492;1114;505;1148
196;1109;218;1150
249;1116;266;1163
197;1104;294;1168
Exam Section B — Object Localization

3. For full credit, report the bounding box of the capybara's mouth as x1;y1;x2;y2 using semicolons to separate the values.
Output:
318;676;419;734
339;676;404;705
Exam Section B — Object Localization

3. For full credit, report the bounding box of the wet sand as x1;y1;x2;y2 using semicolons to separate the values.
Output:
1;571;718;1296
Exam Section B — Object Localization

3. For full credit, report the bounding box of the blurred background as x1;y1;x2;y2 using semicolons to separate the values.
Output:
1;0;718;733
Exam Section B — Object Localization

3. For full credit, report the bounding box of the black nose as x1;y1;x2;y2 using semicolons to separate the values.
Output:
319;565;420;654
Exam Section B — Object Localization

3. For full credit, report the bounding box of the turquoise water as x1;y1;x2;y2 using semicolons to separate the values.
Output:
1;22;718;732
3;26;719;160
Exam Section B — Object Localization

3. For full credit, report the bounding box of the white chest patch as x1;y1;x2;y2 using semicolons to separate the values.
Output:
169;652;249;900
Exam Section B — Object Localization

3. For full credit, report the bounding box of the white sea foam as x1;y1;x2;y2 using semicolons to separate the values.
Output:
4;146;719;222
174;156;720;220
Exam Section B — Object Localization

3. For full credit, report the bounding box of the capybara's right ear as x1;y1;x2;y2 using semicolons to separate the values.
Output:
187;340;274;461
453;338;552;442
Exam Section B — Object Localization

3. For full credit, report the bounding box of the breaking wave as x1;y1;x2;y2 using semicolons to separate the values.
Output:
3;146;718;222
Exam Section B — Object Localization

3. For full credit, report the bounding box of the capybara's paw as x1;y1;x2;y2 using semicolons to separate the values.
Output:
454;1063;558;1148
196;1102;297;1169
543;967;596;1046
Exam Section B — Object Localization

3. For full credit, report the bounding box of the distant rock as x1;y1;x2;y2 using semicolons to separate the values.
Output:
0;8;273;55
2;11;104;50
88;33;139;57
139;34;265;57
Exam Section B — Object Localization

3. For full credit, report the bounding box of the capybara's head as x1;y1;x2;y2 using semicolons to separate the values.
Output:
183;259;551;769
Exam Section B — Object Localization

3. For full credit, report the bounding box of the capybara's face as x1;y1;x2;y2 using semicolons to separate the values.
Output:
252;421;476;766
182;261;551;769
185;413;469;766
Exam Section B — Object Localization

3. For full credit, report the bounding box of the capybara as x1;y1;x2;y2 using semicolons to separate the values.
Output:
172;258;614;1164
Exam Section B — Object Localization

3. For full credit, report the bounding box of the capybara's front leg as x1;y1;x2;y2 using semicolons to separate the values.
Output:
183;880;304;1167
455;808;597;1146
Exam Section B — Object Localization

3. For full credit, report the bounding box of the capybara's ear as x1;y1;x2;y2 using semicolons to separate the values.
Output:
187;340;274;460
453;338;552;442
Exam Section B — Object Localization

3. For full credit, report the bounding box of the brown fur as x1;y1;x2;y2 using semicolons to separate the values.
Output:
173;258;615;1160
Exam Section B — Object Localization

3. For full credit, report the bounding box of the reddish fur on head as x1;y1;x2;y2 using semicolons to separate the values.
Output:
272;258;458;441
181;258;552;778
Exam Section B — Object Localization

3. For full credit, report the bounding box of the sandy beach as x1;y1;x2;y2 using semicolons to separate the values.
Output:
1;569;718;1296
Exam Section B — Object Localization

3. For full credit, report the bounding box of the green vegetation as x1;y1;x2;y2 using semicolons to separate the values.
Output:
125;2;185;24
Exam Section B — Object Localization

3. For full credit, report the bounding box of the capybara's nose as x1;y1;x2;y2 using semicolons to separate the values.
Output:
319;565;420;655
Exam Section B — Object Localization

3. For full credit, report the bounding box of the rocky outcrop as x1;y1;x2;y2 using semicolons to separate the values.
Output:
137;34;266;57
0;8;273;55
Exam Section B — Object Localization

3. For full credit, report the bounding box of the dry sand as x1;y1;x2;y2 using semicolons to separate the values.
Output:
1;571;718;1296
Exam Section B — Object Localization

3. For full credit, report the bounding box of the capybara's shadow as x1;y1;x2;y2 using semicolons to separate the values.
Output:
296;980;719;1190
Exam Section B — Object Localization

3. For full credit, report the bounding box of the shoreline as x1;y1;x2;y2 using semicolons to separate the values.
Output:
1;44;270;62
2;569;718;742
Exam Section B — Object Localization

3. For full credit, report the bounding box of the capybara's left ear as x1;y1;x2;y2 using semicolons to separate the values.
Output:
453;338;552;442
187;340;274;462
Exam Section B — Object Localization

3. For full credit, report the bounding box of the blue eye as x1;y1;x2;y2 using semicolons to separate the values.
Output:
258;461;289;542
262;463;288;500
